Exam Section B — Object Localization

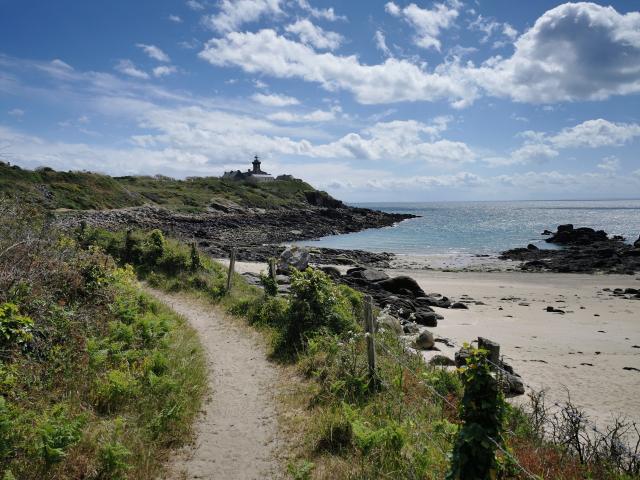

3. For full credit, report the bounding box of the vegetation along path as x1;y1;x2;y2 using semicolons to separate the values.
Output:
146;287;282;480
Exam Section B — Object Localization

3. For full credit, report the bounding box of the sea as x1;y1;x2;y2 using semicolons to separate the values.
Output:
297;200;640;257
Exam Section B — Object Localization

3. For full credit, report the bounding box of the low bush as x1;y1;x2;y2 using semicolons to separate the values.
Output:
0;201;206;479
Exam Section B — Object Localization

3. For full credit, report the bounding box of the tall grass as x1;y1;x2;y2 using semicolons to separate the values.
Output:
0;201;206;479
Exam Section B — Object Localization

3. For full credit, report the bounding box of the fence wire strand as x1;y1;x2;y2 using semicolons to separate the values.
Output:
374;338;540;480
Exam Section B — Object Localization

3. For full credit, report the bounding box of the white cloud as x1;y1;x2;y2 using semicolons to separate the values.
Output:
485;118;640;167
251;92;300;106
186;0;205;11
168;14;183;23
385;1;459;51
115;59;149;79
204;0;282;32
153;65;178;77
473;3;640;103
296;0;345;22
285;19;343;50
468;14;518;47
8;108;24;117
312;118;474;166
199;29;477;106
267;106;340;122
137;44;170;62
374;30;391;57
550;119;640;149
598;156;620;172
199;3;640;108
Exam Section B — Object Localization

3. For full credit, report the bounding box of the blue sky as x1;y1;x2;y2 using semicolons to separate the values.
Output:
1;0;639;201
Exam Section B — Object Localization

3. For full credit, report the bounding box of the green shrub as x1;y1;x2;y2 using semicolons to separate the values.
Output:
36;405;85;468
259;272;278;297
0;303;33;347
93;369;140;413
447;347;506;480
275;268;361;357
142;229;165;265
287;460;315;480
98;440;131;480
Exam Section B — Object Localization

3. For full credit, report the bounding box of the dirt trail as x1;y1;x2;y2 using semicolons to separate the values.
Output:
147;288;282;480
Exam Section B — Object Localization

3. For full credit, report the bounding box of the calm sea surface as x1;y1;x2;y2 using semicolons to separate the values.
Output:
298;200;640;255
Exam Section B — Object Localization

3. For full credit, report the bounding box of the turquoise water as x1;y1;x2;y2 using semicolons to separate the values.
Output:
298;200;640;255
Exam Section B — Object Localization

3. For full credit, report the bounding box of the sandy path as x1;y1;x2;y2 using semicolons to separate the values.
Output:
147;288;282;480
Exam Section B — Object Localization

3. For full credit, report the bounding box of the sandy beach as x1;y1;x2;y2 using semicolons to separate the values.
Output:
229;259;640;428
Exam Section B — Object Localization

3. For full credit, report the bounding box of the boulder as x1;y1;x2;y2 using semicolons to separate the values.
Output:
403;322;420;334
455;346;471;367
429;355;456;366
347;268;389;282
413;310;438;327
503;373;525;396
376;276;425;297
376;312;403;336
415;296;451;309
451;302;469;310
320;266;341;279
635;236;640;248
413;330;435;350
277;246;310;274
527;243;539;251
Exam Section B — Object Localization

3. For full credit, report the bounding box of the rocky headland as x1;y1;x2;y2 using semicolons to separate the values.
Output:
57;203;413;265
501;224;640;274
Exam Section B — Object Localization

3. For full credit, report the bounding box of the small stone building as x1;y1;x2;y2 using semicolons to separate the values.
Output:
223;156;274;182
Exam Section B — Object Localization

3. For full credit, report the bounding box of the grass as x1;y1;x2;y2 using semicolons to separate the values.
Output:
68;224;640;479
0;162;320;212
0;203;207;479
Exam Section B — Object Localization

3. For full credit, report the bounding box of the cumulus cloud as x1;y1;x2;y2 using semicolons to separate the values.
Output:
285;19;343;50
385;1;459;51
8;108;25;117
136;44;170;62
550;119;640;148
251;92;300;106
199;3;640;108
168;15;183;23
485;118;640;167
199;29;477;106
473;2;640;103
312;118;474;166
204;0;283;32
115;59;149;79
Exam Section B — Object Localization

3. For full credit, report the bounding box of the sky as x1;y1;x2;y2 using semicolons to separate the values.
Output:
1;0;639;202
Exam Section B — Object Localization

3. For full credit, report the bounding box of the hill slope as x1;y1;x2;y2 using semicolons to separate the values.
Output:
0;162;321;212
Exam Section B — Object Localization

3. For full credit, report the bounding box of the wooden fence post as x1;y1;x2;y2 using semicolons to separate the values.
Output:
364;295;377;390
269;257;277;283
226;247;236;293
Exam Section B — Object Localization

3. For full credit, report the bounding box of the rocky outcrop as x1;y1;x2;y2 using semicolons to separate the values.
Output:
56;203;414;267
500;224;640;274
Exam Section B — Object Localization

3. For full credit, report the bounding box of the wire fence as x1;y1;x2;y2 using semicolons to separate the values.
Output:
366;295;640;478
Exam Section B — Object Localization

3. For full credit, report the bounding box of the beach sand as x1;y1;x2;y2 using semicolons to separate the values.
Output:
391;269;640;427
227;259;640;428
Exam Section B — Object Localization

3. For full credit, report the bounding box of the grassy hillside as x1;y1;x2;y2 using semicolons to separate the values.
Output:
0;201;207;479
0;162;318;212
